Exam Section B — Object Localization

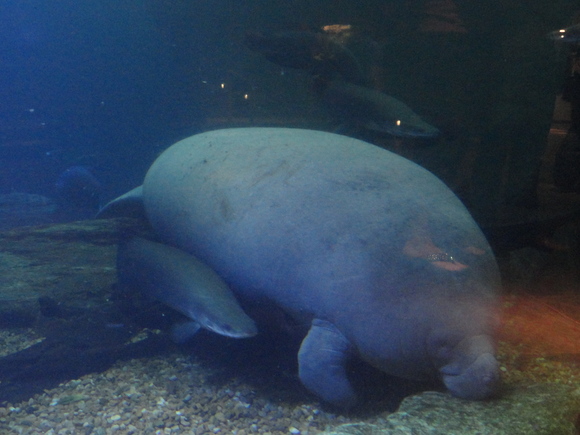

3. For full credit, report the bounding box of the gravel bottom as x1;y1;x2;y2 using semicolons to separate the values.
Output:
0;329;44;357
0;331;393;435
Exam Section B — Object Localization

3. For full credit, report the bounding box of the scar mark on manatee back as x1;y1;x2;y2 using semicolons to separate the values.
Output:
250;160;301;187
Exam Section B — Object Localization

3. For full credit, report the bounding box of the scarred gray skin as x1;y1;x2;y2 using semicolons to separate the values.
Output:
102;128;501;407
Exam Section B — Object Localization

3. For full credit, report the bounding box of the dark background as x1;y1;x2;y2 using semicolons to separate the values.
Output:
0;0;578;216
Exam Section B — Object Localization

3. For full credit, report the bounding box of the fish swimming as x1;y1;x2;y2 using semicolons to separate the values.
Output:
99;128;500;407
245;30;368;85
315;79;440;138
117;236;257;340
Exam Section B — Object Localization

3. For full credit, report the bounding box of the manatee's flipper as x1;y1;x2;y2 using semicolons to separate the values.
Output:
298;319;355;408
96;186;146;220
117;237;258;338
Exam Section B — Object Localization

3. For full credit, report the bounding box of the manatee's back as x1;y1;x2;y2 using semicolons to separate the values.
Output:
143;128;497;320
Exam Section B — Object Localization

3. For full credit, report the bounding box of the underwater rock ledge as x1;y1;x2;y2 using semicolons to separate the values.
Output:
321;384;580;435
0;217;148;325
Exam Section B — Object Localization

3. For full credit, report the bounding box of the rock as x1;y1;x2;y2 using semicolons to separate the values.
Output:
320;383;580;434
0;192;56;231
0;217;148;325
0;218;167;405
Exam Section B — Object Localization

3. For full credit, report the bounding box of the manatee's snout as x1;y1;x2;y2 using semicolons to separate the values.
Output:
439;335;500;400
442;352;499;400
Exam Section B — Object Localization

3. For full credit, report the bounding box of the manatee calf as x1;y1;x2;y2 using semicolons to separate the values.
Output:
99;128;501;407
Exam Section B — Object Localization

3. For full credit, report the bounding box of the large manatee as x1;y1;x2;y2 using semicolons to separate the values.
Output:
100;128;501;407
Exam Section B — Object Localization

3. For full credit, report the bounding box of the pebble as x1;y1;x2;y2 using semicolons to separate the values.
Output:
0;353;391;435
